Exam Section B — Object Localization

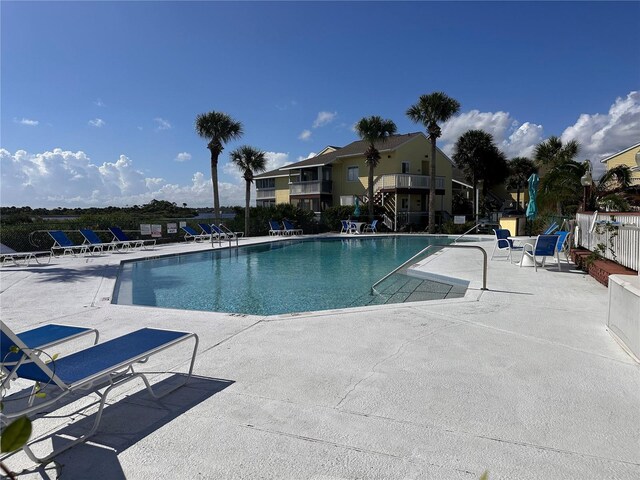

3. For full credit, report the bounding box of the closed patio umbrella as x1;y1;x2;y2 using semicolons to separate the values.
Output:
354;196;360;217
526;173;539;220
525;173;539;236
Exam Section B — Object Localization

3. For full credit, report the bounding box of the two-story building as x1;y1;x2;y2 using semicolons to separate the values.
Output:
600;142;640;186
254;132;457;230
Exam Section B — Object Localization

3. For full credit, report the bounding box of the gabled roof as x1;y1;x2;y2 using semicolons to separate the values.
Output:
254;132;454;179
600;142;640;163
279;132;424;171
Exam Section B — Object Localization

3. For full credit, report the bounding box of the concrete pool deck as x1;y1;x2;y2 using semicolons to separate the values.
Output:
1;234;639;479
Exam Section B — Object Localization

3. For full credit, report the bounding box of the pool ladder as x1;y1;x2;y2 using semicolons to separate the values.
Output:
371;244;488;295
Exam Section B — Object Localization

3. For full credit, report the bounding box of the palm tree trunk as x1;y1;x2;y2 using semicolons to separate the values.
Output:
210;149;220;224
245;180;251;237
429;137;437;233
368;165;374;221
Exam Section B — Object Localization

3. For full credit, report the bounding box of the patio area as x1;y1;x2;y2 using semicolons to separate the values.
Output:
1;235;638;479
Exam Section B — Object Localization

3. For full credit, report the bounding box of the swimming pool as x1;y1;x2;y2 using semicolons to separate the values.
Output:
112;236;463;315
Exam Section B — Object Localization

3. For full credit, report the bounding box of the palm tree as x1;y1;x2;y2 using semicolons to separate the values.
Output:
534;136;580;214
230;146;267;236
195;111;243;223
354;116;397;220
506;157;537;211
452;130;508;219
407;92;460;233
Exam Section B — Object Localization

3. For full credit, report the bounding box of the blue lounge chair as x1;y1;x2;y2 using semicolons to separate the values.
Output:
182;225;210;242
1;323;99;387
108;227;156;250
1;250;52;267
48;231;93;257
542;222;559;235
282;219;303;236
553;230;571;270
340;220;352;234
519;234;560;271
79;228;128;252
217;224;244;239
198;223;222;240
491;228;522;262
0;323;198;463
269;220;284;236
363;219;378;233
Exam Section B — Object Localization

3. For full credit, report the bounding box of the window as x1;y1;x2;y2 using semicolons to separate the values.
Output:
347;166;359;182
256;178;275;189
401;161;410;174
401;198;409;210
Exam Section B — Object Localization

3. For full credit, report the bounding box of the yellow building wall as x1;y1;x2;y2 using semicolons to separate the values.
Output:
331;135;453;213
274;177;290;204
605;146;640;186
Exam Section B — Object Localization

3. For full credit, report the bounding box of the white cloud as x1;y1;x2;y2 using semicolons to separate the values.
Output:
154;117;172;130
313;111;337;128
299;129;312;141
88;118;105;128
94;98;105;107
561;91;640;173
296;152;317;162
0;148;246;207
439;110;544;159
14;118;39;126
175;152;192;162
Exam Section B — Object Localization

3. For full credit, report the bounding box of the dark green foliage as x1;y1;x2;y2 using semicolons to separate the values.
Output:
221;205;318;236
320;205;360;232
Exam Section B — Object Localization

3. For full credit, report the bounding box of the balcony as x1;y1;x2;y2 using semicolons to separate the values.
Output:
374;174;445;192
289;180;332;195
256;188;276;199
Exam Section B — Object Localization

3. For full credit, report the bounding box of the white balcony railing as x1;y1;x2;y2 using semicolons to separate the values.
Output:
374;174;445;192
256;188;276;199
576;212;640;272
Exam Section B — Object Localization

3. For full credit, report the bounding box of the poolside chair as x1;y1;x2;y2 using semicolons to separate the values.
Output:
542;222;559;235
48;230;93;257
491;228;522;262
282;219;303;236
340;220;352;234
80;228;128;252
363;219;378;233
1;323;99;389
0;323;198;463
108;227;157;250
182;225;210;242
1;250;52;267
198;223;222;240
553;230;572;270
218;223;244;239
519;234;560;272
269;220;284;236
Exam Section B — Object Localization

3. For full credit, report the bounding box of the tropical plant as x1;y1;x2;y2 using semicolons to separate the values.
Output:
195;111;243;222
452;130;508;218
406;92;461;233
506;157;537;211
589;164;632;211
230;146;267;236
534;135;580;170
354;116;398;220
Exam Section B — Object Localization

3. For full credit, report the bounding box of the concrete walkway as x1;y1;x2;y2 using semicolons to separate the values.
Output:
1;235;638;479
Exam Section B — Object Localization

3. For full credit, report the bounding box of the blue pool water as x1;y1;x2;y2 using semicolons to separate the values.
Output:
112;236;455;315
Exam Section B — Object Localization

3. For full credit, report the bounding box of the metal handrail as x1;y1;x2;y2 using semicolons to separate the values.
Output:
371;244;488;294
217;224;240;248
453;224;481;244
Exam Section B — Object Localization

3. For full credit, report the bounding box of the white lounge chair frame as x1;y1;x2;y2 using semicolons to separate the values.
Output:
0;325;198;464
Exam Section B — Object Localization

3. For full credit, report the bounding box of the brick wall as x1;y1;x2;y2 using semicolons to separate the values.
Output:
570;248;638;287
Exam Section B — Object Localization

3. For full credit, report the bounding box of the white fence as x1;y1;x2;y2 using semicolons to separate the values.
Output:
575;212;640;272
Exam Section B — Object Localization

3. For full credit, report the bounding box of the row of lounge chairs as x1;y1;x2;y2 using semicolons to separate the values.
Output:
0;228;156;266
268;219;303;236
1;321;198;463
182;223;245;242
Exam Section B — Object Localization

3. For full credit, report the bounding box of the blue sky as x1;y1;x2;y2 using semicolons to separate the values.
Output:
2;1;639;208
